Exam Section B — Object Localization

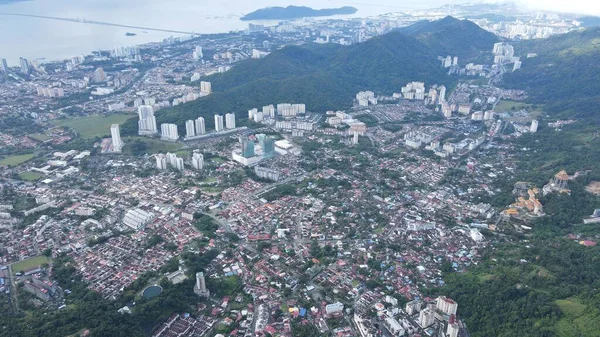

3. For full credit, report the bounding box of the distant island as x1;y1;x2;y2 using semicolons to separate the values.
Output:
241;6;357;21
125;32;137;36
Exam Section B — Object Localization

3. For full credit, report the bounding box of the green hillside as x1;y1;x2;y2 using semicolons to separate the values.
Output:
502;27;600;118
398;16;500;61
121;30;458;135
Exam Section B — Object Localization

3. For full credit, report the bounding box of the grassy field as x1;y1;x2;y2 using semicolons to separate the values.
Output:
121;136;183;155
495;100;544;114
19;171;44;181
28;134;51;142
0;153;35;167
12;256;52;273
55;113;136;139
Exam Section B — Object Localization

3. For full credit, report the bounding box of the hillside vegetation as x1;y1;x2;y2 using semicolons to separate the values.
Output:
122;17;497;134
398;16;500;61
502;27;600;118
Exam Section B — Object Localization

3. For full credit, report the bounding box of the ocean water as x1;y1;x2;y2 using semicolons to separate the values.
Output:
0;0;450;65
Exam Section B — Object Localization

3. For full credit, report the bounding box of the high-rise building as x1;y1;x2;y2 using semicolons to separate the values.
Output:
436;296;458;316
194;272;210;297
260;136;275;159
93;67;106;82
241;136;255;158
19;57;29;74
530;119;539;133
161;123;179;141
166;152;184;170
195;117;206;135
138;105;158;135
214;114;224;132
225;113;236;129
200;81;211;95
439;85;447;103
110;124;123;152
156;154;168;170
418;308;435;328
353;131;359;145
193;46;203;59
1;59;8;74
185;120;196;138
192;152;204;170
263;105;275;118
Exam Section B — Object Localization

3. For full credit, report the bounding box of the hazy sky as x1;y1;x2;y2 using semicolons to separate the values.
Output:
321;0;600;16
485;0;600;15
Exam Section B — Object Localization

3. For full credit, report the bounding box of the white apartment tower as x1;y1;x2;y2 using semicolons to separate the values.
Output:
200;81;212;95
439;85;447;104
185;120;196;138
138;105;158;135
225;113;236;129
156;154;168;170
110;124;123;152
192;152;204;170
214;114;224;132
161;123;179;141
194;272;210;297
530;119;539;133
195;117;206;135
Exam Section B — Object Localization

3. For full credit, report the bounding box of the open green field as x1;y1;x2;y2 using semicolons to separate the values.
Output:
55;113;135;139
12;255;52;273
28;133;51;142
19;171;44;181
121;136;183;155
495;100;544;114
0;153;35;167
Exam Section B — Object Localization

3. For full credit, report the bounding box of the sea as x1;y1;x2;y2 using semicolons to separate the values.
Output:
0;0;452;65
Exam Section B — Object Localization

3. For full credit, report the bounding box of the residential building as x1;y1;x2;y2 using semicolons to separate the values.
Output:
195;117;206;135
185;120;196;138
19;57;29;74
161;123;179;141
192;153;204;170
93;67;106;82
214;114;224;132
138;105;158;135
225;113;236;129
110;124;123;152
194;272;210;297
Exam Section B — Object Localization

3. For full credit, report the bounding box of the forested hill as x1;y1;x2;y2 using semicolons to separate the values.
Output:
502;27;600;118
122;27;464;134
397;16;500;61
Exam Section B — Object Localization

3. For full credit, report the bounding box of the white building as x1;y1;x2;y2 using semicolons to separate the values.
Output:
530;119;539;133
325;302;344;315
419;308;435;328
161;123;179;141
110;124;123;152
436;296;458;316
214;114;224;132
195;117;206;135
185;120;196;138
383;317;405;337
194;272;210;297
192;152;204;170
263;105;275;118
439;85;447;103
200;81;211;95
156;154;168;170
166;152;184;170
225;113;236;129
122;208;155;230
138;105;158;135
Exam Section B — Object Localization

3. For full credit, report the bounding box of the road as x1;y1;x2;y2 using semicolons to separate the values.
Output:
0;13;199;35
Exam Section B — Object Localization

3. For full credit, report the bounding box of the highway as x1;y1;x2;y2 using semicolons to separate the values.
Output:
0;12;198;35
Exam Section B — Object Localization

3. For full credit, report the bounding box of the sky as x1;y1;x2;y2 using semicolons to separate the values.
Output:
485;0;600;16
322;0;600;16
